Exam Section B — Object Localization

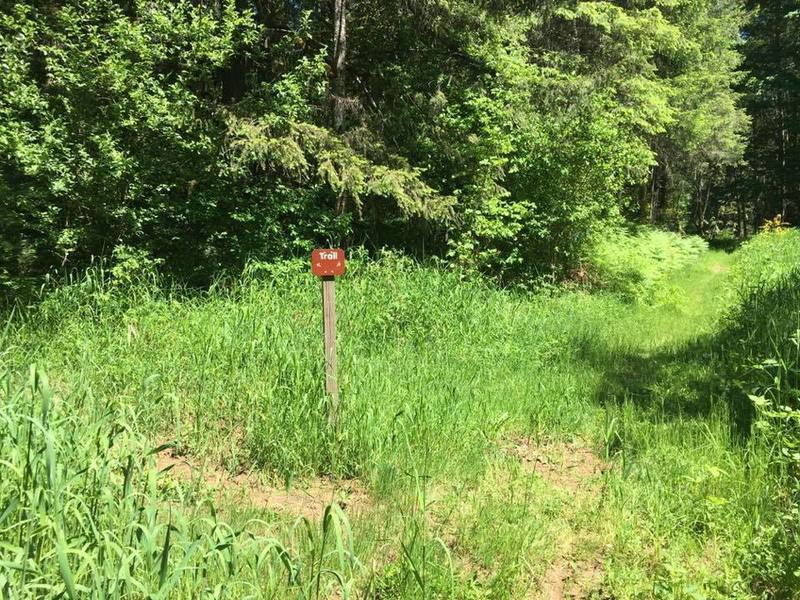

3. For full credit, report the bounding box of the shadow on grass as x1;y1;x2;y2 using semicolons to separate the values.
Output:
582;268;800;435
576;331;754;438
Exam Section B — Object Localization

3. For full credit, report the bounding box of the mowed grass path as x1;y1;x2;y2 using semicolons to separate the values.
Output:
450;249;747;600
573;250;769;600
2;249;768;599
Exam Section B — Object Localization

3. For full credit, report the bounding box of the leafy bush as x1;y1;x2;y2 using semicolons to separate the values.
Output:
584;228;708;302
0;0;750;290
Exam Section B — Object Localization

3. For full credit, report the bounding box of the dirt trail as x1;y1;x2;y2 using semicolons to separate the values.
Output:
154;449;368;521
517;255;735;599
510;438;609;600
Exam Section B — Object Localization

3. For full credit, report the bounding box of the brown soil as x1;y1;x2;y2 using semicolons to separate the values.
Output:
507;438;609;600
154;450;368;522
509;438;608;494
540;554;605;600
710;262;730;274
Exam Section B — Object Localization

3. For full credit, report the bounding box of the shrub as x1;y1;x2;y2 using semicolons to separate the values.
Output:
584;228;708;303
729;228;800;294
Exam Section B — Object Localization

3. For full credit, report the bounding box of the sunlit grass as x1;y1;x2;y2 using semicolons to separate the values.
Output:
1;232;798;597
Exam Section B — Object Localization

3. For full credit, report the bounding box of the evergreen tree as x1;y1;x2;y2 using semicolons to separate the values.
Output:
740;0;800;227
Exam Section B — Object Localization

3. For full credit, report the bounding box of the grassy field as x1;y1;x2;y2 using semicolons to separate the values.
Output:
1;231;799;598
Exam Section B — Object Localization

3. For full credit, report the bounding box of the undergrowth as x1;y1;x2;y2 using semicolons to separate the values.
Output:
721;228;800;596
586;228;708;303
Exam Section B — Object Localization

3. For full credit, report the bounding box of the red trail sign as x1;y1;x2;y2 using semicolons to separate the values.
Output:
311;248;346;277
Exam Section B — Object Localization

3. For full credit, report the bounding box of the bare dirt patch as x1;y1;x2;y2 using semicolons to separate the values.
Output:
154;450;368;522
710;262;730;274
508;437;609;494
505;438;609;600
541;555;604;600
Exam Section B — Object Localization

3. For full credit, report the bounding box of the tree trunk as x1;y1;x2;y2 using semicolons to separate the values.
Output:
693;173;703;233
649;163;667;225
737;197;746;238
649;166;658;224
781;125;788;219
330;0;348;214
332;0;347;132
701;180;711;234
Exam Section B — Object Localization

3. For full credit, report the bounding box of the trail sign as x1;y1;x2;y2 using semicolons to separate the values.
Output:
311;248;346;428
312;248;346;277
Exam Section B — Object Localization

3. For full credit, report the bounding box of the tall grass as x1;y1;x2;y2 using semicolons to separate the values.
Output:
2;251;618;597
595;228;800;598
4;251;615;482
719;228;800;595
0;366;364;598
1;230;798;597
729;228;800;293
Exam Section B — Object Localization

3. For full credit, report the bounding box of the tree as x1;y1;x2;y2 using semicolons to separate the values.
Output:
0;0;755;291
332;0;347;133
739;1;800;227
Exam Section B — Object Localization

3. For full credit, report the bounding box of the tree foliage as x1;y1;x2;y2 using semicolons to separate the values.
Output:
698;1;799;237
0;0;756;289
738;1;800;228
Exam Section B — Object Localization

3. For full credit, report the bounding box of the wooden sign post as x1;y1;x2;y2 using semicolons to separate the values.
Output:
311;249;346;427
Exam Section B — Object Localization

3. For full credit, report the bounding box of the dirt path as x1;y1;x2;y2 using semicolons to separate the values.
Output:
154;448;368;521
519;253;736;600
511;439;609;599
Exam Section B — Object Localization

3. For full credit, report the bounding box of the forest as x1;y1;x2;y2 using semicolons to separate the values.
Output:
1;1;800;599
1;0;797;289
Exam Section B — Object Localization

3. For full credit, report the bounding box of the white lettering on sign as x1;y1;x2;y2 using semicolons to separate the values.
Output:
320;251;339;260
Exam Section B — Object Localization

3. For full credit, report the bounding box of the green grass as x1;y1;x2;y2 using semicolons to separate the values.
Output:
1;231;798;598
729;228;800;293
